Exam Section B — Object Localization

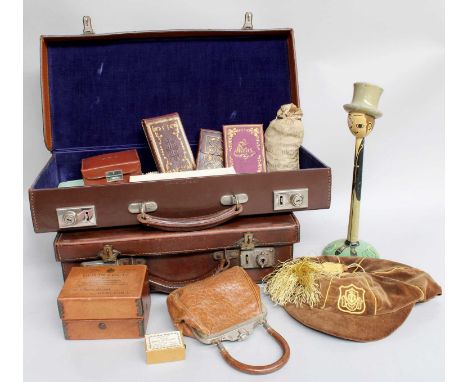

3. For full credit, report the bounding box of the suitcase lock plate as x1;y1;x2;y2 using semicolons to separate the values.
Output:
56;205;96;228
213;233;276;269
273;188;309;210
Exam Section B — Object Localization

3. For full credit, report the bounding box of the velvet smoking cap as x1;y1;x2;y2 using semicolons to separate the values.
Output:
264;256;441;342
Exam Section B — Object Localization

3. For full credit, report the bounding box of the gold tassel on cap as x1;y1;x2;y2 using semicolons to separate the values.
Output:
263;258;346;307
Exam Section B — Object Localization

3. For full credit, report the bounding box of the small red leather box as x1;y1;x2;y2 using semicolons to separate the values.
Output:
81;149;142;186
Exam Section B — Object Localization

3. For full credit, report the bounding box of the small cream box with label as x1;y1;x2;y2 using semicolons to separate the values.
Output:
145;331;186;364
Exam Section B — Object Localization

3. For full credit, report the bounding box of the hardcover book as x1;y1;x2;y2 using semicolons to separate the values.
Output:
196;129;224;170
142;113;196;173
223;124;266;174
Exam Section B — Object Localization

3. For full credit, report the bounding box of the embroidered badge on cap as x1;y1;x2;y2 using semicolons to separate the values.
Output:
337;284;366;314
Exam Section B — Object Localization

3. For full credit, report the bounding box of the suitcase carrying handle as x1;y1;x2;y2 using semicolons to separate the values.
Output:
137;204;243;231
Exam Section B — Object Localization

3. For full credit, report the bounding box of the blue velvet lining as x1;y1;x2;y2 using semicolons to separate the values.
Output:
46;35;293;151
32;33;328;189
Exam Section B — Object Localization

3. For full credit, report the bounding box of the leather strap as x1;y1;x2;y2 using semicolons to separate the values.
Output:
216;322;290;375
148;256;230;292
137;204;243;231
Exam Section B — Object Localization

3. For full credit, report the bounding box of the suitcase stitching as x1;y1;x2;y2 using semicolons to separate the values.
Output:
29;190;39;232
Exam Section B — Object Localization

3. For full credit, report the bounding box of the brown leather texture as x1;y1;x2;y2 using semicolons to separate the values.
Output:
141;112;196;173
167;266;290;374
81;149;142;186
29;164;329;233
55;213;299;293
57;265;150;340
167;266;262;336
196;129;224;169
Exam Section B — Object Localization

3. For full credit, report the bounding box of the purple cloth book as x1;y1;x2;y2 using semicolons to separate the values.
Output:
223;124;266;174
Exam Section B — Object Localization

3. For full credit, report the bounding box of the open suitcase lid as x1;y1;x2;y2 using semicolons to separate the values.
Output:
41;14;299;152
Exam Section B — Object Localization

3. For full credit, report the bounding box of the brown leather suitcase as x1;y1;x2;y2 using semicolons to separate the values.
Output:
29;19;331;232
29;16;331;233
54;213;299;293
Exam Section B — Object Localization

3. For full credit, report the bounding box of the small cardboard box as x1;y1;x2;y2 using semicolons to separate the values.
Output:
145;331;185;364
57;265;150;340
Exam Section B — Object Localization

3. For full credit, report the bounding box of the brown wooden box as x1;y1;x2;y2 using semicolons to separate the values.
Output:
57;265;150;340
55;213;299;293
28;21;331;233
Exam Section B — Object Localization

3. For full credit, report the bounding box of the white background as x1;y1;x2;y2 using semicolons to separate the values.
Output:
23;1;444;381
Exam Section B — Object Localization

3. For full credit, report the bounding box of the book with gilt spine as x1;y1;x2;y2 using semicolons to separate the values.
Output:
196;129;224;170
142;113;196;173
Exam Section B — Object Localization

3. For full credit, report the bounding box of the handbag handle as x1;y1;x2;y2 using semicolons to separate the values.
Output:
137;204;243;231
216;322;290;375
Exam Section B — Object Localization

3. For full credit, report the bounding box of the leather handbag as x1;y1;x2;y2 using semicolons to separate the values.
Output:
167;266;290;374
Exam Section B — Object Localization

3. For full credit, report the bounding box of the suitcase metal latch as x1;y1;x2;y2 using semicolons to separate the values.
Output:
238;232;257;250
81;245;146;267
106;170;123;182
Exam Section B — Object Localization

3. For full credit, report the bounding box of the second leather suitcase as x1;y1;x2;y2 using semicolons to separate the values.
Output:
54;213;300;293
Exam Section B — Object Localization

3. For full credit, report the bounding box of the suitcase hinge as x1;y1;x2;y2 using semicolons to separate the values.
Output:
82;16;95;35
128;201;158;214
242;12;253;30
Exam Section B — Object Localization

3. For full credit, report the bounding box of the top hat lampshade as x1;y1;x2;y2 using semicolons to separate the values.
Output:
343;82;383;118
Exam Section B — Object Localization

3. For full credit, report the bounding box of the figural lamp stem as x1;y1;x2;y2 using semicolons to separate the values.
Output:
323;82;383;258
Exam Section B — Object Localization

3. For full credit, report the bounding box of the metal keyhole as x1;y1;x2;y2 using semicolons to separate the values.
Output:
257;254;267;268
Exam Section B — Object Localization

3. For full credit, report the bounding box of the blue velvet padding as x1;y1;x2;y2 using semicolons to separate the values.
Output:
31;32;328;190
46;35;293;151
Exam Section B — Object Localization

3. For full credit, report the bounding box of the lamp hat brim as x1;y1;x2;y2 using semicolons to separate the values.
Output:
344;82;383;119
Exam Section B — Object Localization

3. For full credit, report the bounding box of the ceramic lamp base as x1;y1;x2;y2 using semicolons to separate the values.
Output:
322;239;379;258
